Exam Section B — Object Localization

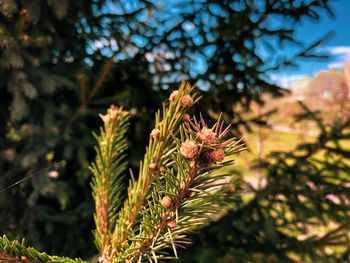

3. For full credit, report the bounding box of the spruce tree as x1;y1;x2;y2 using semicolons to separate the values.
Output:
2;0;348;262
1;82;244;262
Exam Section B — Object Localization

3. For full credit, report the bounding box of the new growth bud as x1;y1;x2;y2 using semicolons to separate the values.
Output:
108;105;121;119
161;196;173;209
151;128;161;138
206;149;225;164
149;162;157;173
197;127;217;144
180;95;193;107
169;90;179;101
182;113;190;122
180;139;199;160
99;104;125;124
20;9;28;16
166;219;177;229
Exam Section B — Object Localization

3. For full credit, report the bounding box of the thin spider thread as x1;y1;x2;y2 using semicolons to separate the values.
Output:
0;161;64;193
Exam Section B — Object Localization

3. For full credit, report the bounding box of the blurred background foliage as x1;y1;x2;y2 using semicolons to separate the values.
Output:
0;0;349;261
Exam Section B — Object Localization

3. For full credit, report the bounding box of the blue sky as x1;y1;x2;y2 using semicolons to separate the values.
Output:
271;0;350;87
99;0;350;88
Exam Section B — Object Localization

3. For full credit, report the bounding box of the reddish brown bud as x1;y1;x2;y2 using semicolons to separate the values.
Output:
135;242;142;249
206;148;225;163
197;127;216;144
20;9;28;16
151;128;161;138
20;34;29;43
161;196;173;209
149;162;157;173
166;219;177;229
169;90;179;101
180;139;199;160
227;184;235;193
181;113;190;122
109;104;121;119
180;95;193;107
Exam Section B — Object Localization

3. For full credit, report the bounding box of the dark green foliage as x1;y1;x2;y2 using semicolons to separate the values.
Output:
0;235;85;262
0;0;155;258
90;107;130;252
140;0;334;131
1;0;347;262
114;110;244;262
176;107;350;262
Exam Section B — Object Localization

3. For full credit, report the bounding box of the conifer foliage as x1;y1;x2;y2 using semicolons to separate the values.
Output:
1;0;343;261
0;82;244;262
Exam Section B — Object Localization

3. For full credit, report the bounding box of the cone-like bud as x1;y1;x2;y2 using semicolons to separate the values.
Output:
180;95;193;107
151;128;161;138
161;196;173;209
206;149;225;164
166;219;177;229
149;162;157;173
182;113;190;122
169;90;179;101
180;139;199;160
197;127;216;144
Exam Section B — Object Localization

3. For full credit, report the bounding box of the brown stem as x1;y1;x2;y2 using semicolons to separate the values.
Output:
65;59;114;128
111;140;167;255
111;83;196;258
96;124;117;260
130;160;200;262
97;187;111;257
18;9;28;37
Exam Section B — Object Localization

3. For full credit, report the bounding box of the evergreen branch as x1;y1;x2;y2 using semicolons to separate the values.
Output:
0;235;85;263
90;106;130;259
117;114;244;262
66;59;115;127
88;59;114;102
17;9;28;39
126;159;202;263
110;82;200;258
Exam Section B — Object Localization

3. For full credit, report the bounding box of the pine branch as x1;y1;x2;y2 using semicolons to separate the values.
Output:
90;106;130;258
109;82;201;259
117;114;244;262
66;59;115;127
0;235;85;263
